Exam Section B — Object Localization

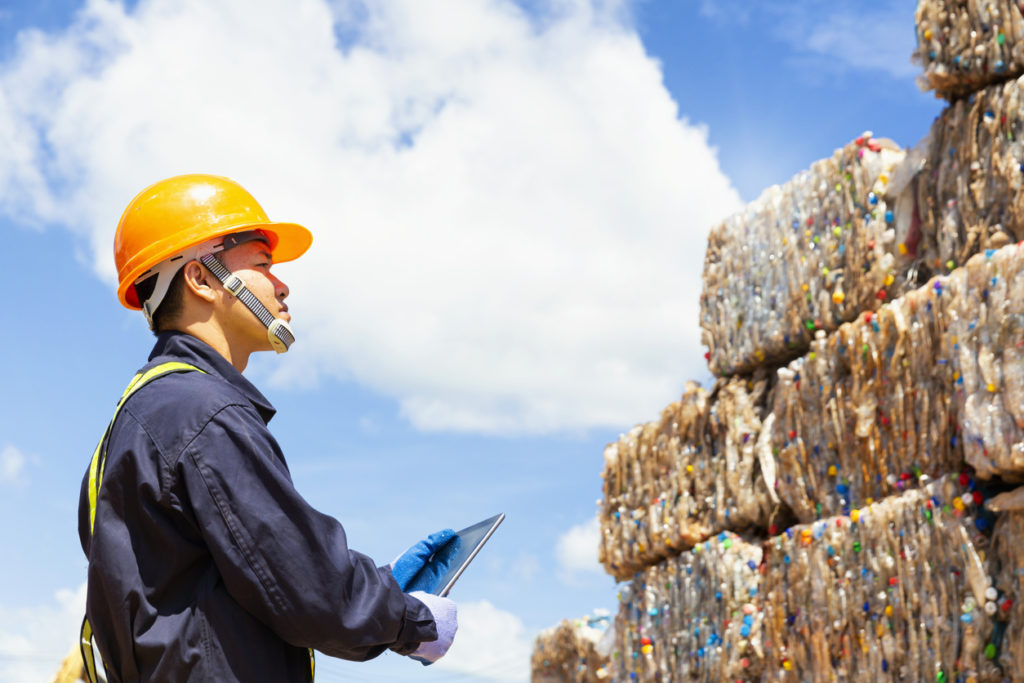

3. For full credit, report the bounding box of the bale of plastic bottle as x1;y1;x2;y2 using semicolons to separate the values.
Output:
599;374;775;580
612;531;763;682
761;475;1004;682
945;244;1024;481
701;134;906;378
914;0;1024;99
531;614;613;682
905;74;1024;279
761;270;959;522
598;382;710;579
761;241;1024;519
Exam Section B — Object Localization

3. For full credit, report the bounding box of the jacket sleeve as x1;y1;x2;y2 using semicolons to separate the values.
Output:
178;403;437;661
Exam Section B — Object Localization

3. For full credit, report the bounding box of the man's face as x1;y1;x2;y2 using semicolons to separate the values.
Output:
216;239;291;353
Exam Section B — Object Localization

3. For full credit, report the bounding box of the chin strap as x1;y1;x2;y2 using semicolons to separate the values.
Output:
199;253;295;353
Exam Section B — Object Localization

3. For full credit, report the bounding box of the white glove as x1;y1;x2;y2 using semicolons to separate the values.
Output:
408;591;458;665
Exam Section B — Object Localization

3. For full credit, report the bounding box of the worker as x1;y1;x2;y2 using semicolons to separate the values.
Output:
78;174;458;681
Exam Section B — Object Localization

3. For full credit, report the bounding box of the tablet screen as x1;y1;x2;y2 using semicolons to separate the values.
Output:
432;513;504;597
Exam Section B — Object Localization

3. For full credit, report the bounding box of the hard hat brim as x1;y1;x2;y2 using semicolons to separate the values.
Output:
248;221;313;265
119;220;312;310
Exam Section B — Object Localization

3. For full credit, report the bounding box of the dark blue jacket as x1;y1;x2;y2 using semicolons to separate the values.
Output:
78;332;436;682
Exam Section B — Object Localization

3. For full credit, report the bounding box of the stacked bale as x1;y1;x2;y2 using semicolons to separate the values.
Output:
599;250;1024;679
701;135;906;377
531;615;612;682
599;373;775;580
905;1;1024;488
914;0;1024;99
613;532;763;682
601;194;1024;682
606;481;1024;682
760;240;1024;523
761;475;1005;682
703;84;1024;384
566;10;1024;681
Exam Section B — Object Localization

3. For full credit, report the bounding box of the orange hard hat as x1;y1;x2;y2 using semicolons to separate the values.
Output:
115;174;312;309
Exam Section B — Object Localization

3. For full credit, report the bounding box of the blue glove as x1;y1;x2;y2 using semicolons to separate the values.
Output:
391;529;462;594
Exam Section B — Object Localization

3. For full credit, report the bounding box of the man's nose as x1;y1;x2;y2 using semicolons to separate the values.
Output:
272;274;289;300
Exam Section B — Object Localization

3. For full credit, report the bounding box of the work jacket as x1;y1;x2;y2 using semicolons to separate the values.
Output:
78;331;436;682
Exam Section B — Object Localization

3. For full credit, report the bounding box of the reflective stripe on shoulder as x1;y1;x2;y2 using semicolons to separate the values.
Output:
82;361;205;683
87;361;205;535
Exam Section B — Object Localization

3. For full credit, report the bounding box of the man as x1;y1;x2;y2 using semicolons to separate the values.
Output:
78;174;457;681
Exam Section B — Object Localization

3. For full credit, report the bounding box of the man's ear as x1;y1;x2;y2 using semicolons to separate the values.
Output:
182;260;217;304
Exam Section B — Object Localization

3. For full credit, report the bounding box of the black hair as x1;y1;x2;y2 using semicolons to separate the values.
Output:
134;268;188;336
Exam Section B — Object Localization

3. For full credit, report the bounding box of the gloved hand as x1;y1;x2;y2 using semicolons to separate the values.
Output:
407;591;457;665
391;529;462;594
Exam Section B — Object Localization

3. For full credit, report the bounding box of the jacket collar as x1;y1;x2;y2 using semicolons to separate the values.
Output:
148;331;277;424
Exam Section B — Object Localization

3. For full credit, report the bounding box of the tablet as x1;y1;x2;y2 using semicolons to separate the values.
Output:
433;513;505;597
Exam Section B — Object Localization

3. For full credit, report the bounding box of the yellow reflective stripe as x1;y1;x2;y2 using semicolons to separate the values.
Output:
130;361;204;392
80;616;98;683
310;648;315;680
83;362;205;681
86;435;107;536
87;362;204;534
87;370;142;534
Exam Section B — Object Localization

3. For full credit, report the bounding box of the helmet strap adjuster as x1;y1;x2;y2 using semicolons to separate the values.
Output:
223;274;246;297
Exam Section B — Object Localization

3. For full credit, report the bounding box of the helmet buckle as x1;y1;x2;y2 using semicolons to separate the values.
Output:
223;274;246;297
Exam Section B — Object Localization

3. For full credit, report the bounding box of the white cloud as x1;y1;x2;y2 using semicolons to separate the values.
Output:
697;0;753;24
0;0;741;435
555;516;603;580
699;1;917;80
0;582;86;683
434;599;532;681
0;444;29;485
778;3;918;80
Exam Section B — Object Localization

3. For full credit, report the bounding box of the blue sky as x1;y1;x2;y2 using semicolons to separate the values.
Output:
0;1;941;680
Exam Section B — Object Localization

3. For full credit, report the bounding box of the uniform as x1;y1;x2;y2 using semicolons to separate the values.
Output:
79;331;437;681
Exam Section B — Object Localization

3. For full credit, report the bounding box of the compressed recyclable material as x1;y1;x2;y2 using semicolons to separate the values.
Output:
701;135;906;377
762;475;1004;682
987;488;1024;678
908;75;1024;275
762;271;959;522
599;382;709;579
599;374;775;580
763;241;1024;519
613;531;763;682
914;0;1024;98
946;244;1024;481
531;614;613;683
